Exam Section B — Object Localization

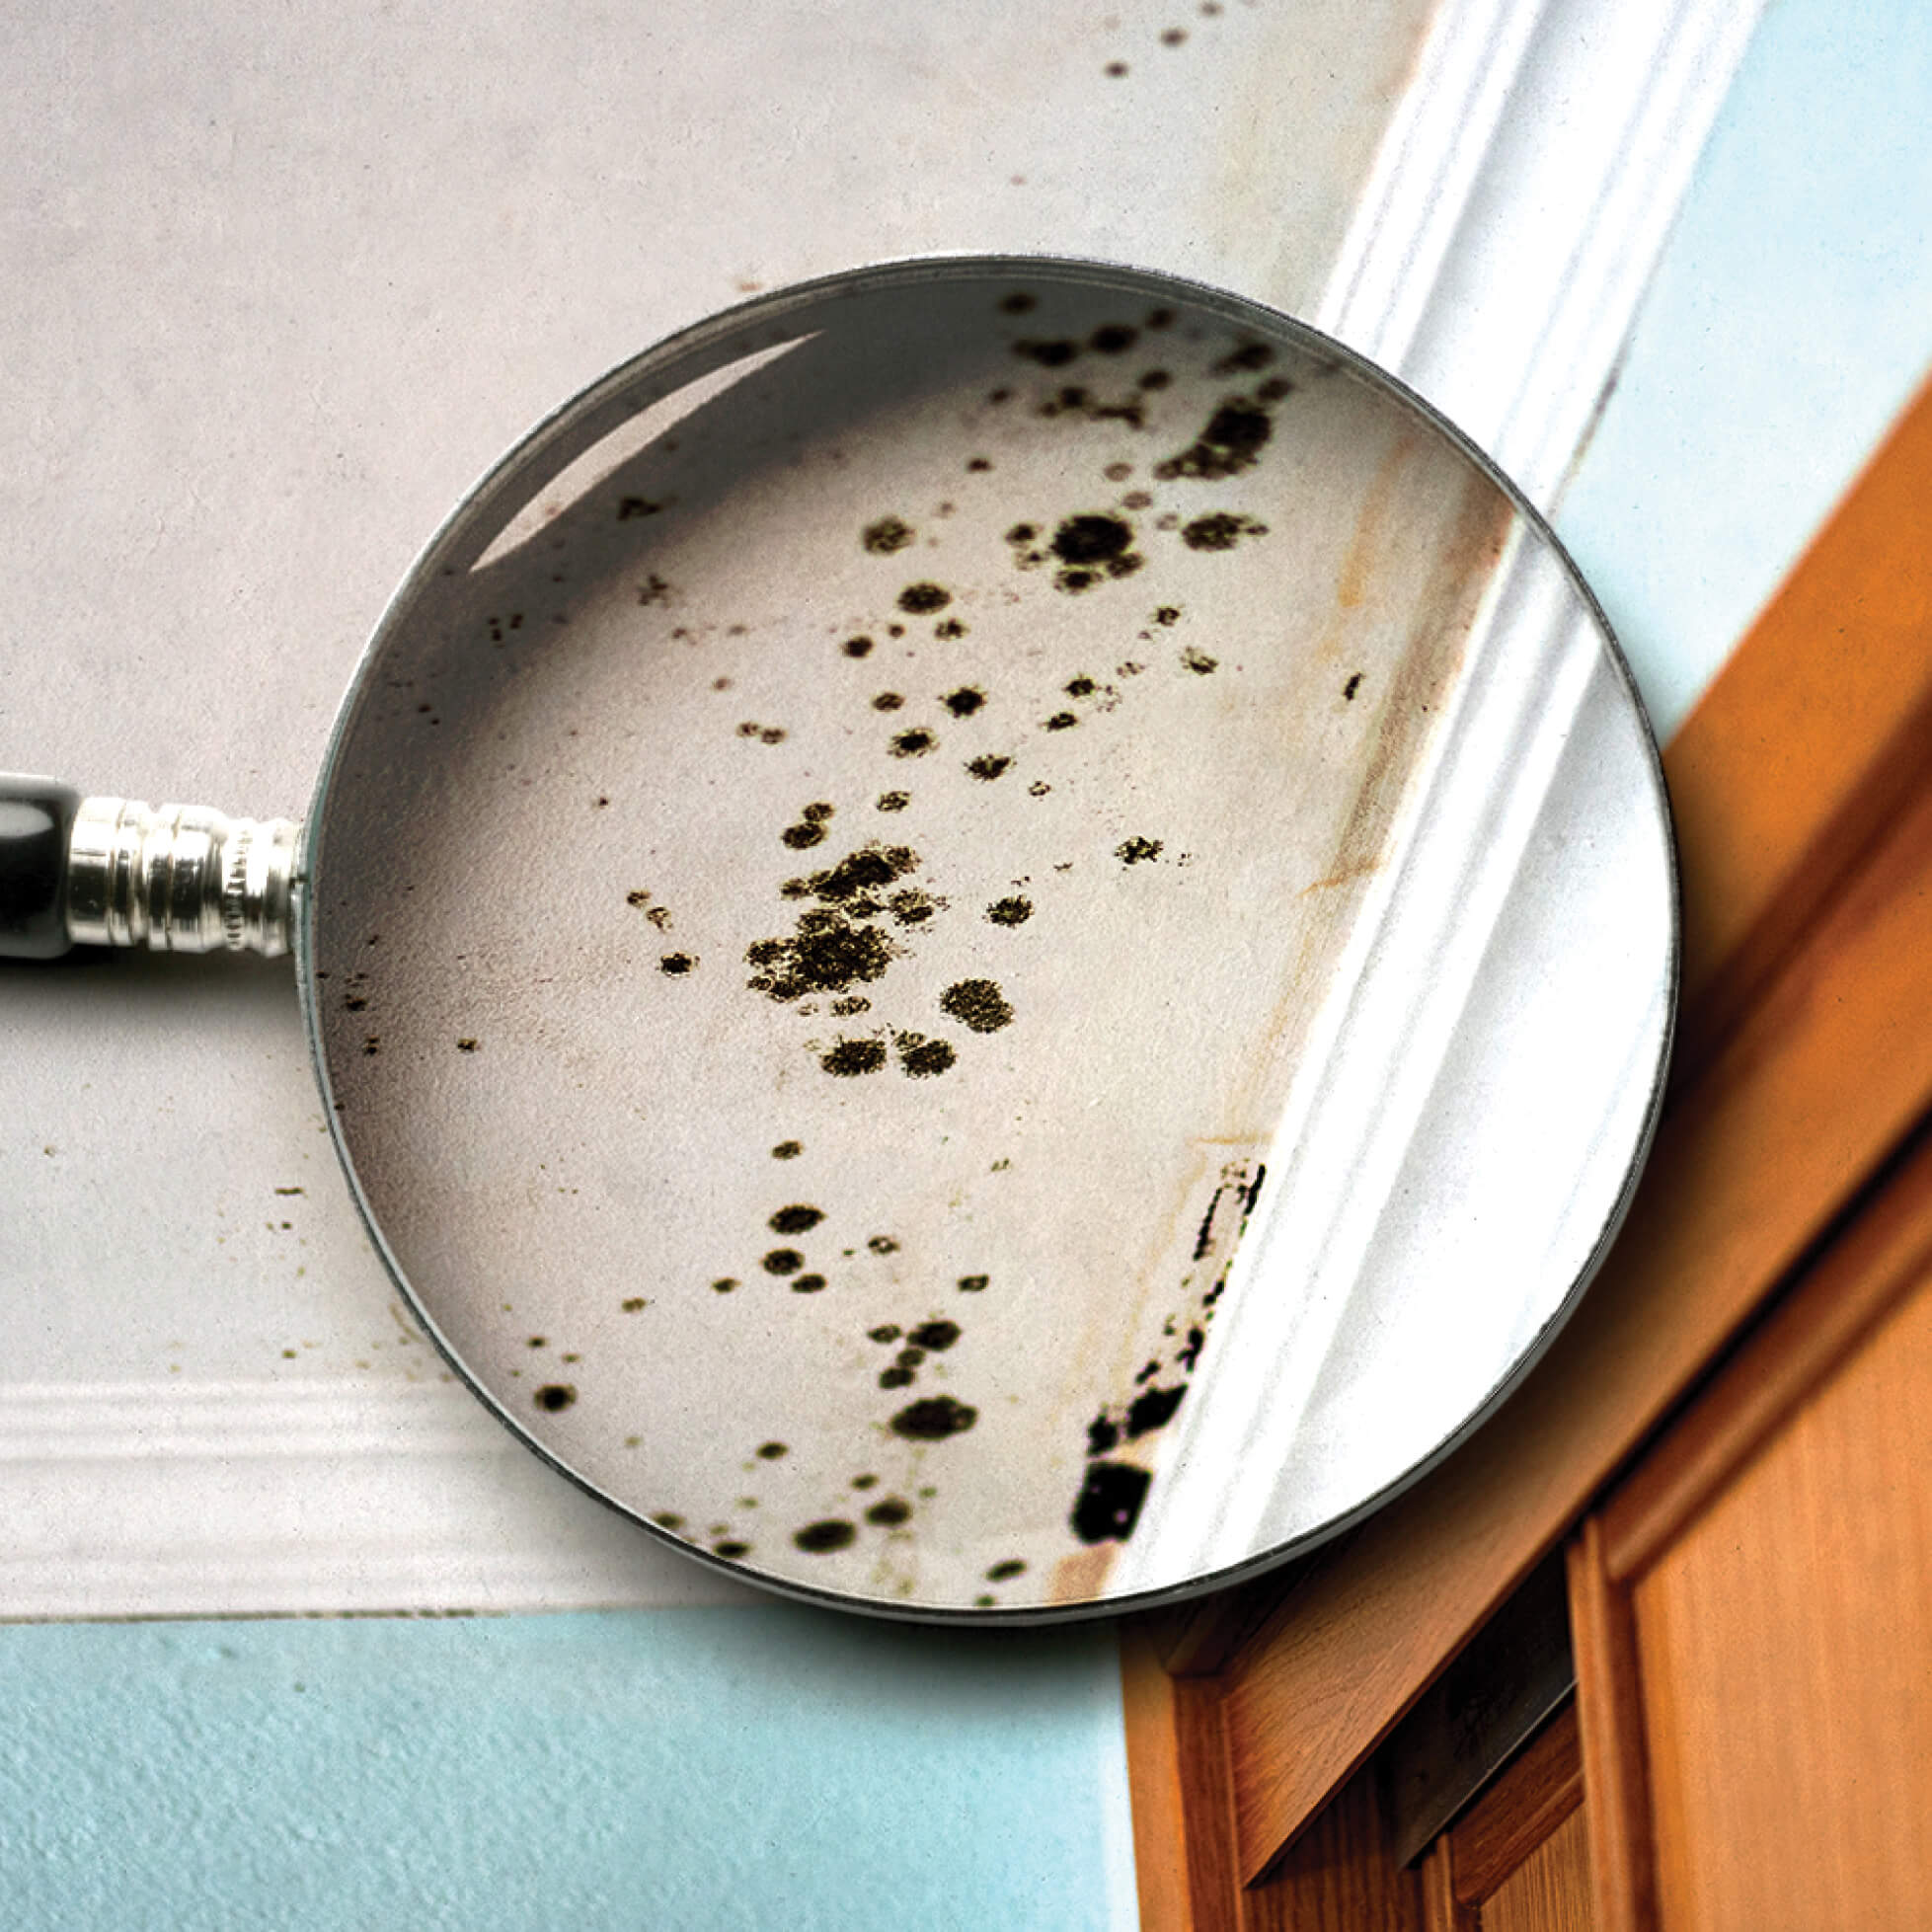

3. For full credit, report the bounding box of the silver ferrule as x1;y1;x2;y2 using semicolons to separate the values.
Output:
66;798;300;957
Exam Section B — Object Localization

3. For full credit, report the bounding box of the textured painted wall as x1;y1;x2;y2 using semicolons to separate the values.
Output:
0;1608;1133;1932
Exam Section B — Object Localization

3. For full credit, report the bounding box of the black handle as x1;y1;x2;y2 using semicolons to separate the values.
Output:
0;775;80;960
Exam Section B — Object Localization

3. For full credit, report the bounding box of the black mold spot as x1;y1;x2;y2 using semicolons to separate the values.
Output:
1065;674;1098;697
851;1473;879;1491
1071;1462;1150;1543
791;1274;826;1294
966;755;1011;782
1153;605;1181;625
659;953;696;974
957;1275;988;1293
1043;712;1078;732
889;888;942;927
794;1519;857;1553
999;292;1037;315
863;516;916;555
757;1441;789;1459
869;1235;900;1255
1116;836;1163;865
868;1325;901;1343
772;1140;803;1160
1154;399;1274;481
747;911;897;1003
843;635;875;658
831;996;871;1016
966;456;992;472
897;582;952;614
1014;339;1079;367
876;791;909;812
1127;1383;1187;1436
890;1396;977;1440
782;822;826;849
986;1560;1027;1582
939;979;1013;1034
879;1366;915;1389
762;1249;804;1275
1181;647;1218;674
942;687;984;717
1091;324;1139;354
1087;1412;1121;1456
889;729;936;758
895;1034;957;1078
934;617;967;639
1344;672;1362;701
456;1038;479;1052
617;497;663;519
534;1384;577;1413
1182;511;1269;552
621;1296;646;1312
822;1038;888;1077
1161;25;1187;44
1213;341;1275;374
768;1204;823;1235
986;895;1033;926
908;1320;960;1352
714;1541;751;1560
866;1497;912;1527
712;1277;738;1293
873;692;904;712
1104;59;1128;77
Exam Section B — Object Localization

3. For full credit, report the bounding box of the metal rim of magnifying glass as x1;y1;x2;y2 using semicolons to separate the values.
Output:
295;251;1679;1625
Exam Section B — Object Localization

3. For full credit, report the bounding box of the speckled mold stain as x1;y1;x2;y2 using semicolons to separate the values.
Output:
310;263;1533;1613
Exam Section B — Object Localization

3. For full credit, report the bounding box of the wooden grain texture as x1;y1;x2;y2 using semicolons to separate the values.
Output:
1241;1767;1421;1932
1633;1268;1932;1932
1421;1846;1474;1932
1601;1117;1932;1584
1567;1521;1655;1932
1481;1810;1594;1932
1665;370;1932;1088
1121;1618;1243;1931
1220;760;1932;1878
1448;1705;1583;1905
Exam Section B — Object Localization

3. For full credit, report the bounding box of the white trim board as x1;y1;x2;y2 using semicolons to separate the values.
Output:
1;0;1765;1620
1317;0;1767;510
0;1382;754;1620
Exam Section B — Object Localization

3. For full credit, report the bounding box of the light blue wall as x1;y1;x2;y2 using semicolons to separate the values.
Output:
0;1608;1132;1932
1558;0;1932;736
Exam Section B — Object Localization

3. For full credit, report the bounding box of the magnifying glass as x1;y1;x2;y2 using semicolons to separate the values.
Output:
0;255;1675;1621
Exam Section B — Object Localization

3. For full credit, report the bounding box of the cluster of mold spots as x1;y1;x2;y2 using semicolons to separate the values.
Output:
673;1202;991;1564
612;300;1311;1594
1070;1161;1265;1546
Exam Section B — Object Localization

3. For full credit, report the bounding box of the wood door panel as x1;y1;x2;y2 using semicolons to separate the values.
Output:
1481;1808;1593;1932
1631;1271;1932;1932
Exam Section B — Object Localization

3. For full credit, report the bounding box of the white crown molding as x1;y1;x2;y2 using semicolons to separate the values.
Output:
5;0;1766;1622
1315;0;1767;508
0;1382;754;1619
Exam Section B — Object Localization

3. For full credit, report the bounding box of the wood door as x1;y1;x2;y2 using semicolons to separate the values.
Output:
1417;1705;1595;1932
1570;1124;1932;1931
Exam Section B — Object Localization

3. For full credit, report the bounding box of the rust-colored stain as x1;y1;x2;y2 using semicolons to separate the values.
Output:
1301;854;1386;896
1334;429;1416;611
